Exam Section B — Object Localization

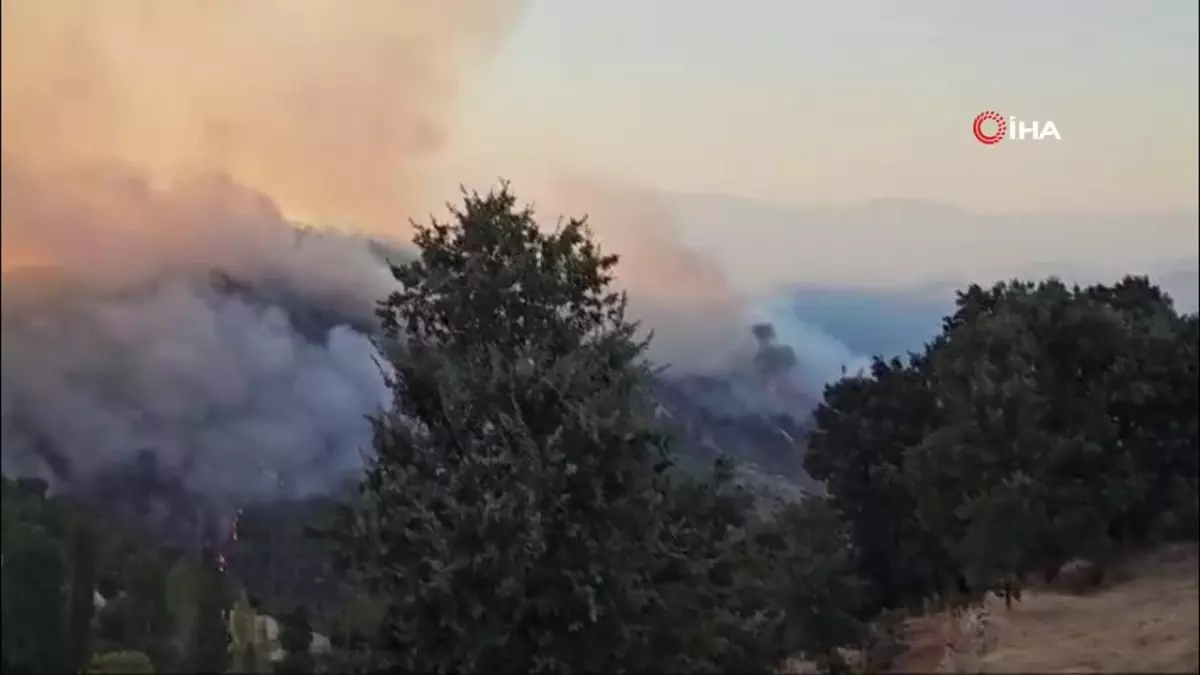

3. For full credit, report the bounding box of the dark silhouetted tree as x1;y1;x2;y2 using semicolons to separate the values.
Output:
187;548;230;674
1;524;68;673
276;606;315;674
68;523;99;672
328;185;802;674
805;354;959;613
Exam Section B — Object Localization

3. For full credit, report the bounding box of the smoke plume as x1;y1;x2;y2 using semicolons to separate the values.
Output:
0;164;396;501
0;0;524;503
0;0;838;523
1;0;523;240
531;176;754;373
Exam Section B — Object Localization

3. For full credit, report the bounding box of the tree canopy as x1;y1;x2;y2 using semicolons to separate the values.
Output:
806;276;1198;614
327;185;859;673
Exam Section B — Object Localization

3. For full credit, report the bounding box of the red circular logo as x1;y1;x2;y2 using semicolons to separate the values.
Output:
973;111;1006;145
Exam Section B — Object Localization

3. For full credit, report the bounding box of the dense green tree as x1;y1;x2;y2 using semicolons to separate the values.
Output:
650;458;787;672
68;523;99;672
324;590;384;673
1;523;69;673
328;185;799;674
232;499;345;620
276;606;315;674
188;548;231;674
807;274;1198;613
905;278;1198;593
804;354;960;613
120;550;178;670
743;498;868;671
767;500;865;650
1086;278;1199;542
164;556;204;665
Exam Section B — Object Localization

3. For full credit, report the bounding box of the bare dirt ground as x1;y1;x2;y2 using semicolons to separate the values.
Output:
892;544;1199;673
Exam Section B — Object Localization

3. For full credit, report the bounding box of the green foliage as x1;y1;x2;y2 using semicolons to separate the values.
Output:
805;354;960;613
324;592;385;673
375;184;627;362
68;524;99;673
760;500;867;659
918;278;1196;585
231;499;346;622
689;491;869;671
327;185;831;673
276;606;316;674
164;556;204;664
187;549;231;674
808;275;1199;609
117;550;178;669
1;521;69;673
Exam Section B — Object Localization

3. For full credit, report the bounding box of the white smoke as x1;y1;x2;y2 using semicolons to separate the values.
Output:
0;167;397;503
0;0;890;513
752;296;873;391
4;281;386;494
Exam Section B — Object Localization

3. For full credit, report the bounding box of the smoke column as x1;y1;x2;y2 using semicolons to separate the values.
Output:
0;0;526;501
0;0;867;511
530;176;754;373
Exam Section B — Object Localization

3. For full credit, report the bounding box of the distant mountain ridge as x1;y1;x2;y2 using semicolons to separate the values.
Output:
663;191;1197;300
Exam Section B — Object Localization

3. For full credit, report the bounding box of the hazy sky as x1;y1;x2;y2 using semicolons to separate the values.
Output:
448;0;1199;215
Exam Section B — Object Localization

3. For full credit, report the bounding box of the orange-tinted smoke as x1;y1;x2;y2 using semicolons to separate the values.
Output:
1;0;524;273
1;0;754;372
535;176;752;372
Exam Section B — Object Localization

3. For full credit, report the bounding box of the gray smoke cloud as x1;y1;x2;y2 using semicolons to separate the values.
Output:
0;0;872;519
0;164;397;503
0;158;881;508
0;0;524;506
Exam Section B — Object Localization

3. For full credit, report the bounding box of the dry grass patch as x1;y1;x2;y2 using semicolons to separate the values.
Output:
892;544;1199;674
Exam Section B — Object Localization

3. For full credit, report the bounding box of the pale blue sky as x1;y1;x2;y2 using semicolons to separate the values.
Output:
448;0;1199;214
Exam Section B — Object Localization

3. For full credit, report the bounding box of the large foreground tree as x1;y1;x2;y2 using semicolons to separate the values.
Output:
804;354;960;614
327;185;847;673
332;186;682;672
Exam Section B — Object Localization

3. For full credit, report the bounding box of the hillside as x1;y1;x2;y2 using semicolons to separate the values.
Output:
895;545;1199;673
